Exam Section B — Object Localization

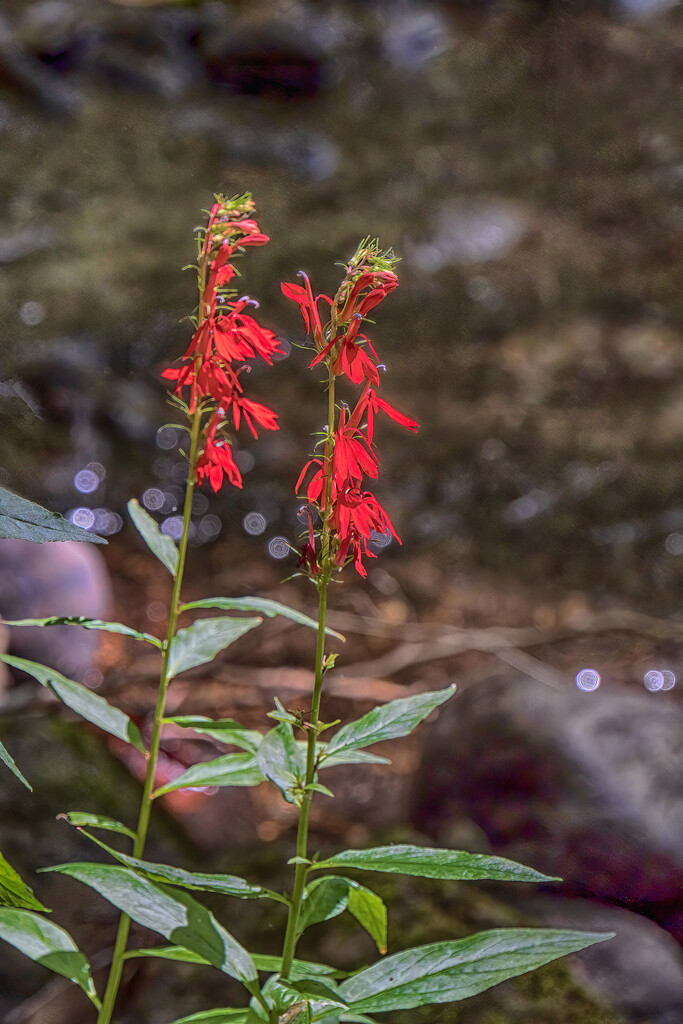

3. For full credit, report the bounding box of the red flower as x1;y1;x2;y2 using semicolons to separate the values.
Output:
196;436;243;492
331;406;378;485
310;316;380;385
332;487;401;577
348;383;419;443
281;274;331;349
226;393;279;438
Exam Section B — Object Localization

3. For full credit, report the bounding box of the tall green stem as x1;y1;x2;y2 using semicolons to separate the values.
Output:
96;410;202;1024
280;370;336;981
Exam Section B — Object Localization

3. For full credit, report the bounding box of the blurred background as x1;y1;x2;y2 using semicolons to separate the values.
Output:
1;0;683;1022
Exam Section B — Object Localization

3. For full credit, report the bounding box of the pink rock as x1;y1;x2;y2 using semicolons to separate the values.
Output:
0;539;112;683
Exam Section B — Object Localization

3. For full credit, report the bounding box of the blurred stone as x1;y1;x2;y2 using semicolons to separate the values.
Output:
381;4;454;68
414;674;683;938
0;13;82;114
614;325;681;379
0;539;112;683
413;200;531;270
517;897;683;1024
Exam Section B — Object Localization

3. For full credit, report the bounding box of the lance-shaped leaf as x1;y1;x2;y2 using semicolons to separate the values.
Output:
46;863;258;987
0;908;97;1000
346;884;387;955
0;654;144;751
0;736;31;790
298;876;386;954
0;851;48;911
298;876;350;936
167;617;262;679
252;955;341;980
339;928;614;1013
313;845;558;883
257;723;306;805
0;486;106;544
58;811;137;841
126;945;211;964
323;686;455;761
181;597;345;642
165;716;263;753
3;617;162;647
79;831;285;903
316;748;390;769
128;498;178;574
169;1011;250;1024
154;752;264;798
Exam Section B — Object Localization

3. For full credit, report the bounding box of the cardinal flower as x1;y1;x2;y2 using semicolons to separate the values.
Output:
196;435;242;492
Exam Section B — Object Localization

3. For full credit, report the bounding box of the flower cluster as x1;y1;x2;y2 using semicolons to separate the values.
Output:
283;240;418;578
162;194;281;491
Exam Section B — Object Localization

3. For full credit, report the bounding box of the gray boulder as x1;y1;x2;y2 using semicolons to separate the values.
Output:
413;674;683;938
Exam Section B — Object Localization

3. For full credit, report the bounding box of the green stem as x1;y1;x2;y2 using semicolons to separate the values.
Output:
279;578;329;980
96;410;202;1024
280;369;336;981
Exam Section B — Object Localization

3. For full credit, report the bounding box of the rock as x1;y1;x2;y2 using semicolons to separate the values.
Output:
0;539;112;683
413;674;683;938
0;14;82;114
515;896;683;1024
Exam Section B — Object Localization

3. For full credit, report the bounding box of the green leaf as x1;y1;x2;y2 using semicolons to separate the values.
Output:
317;749;390;769
3;617;162;647
346;884;387;955
0;486;106;545
58;811;137;841
153;753;264;798
298;877;386;954
125;945;211;965
323;687;454;760
128;498;178;574
252;955;342;980
79;831;285;903
313;845;558;883
167;617;262;679
181;597;345;642
168;1010;250;1024
0;908;97;1000
46;863;257;986
164;717;263;753
257;723;306;805
339;929;614;1012
0;736;31;790
0;654;144;752
0;852;48;911
298;876;350;936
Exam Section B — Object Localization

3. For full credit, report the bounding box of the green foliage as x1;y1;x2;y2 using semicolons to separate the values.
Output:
4;616;162;646
338;929;614;1013
0;735;31;789
128;498;178;574
153;752;264;797
167;617;262;678
0;908;98;1002
298;876;387;954
163;717;263;752
313;845;558;884
45;862;258;988
58;812;137;840
257;722;306;805
322;686;455;761
181;597;345;641
0;851;48;912
0;653;144;751
78;830;286;903
0;486;106;544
